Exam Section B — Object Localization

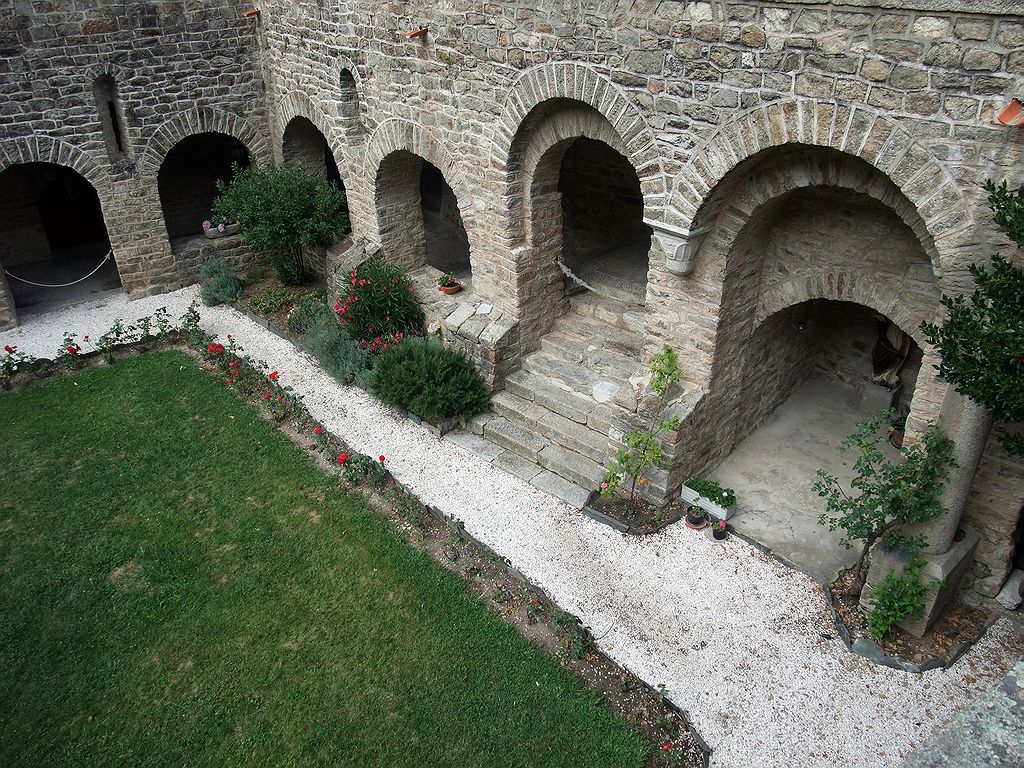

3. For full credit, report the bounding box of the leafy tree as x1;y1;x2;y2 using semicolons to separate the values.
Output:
213;163;350;285
921;180;1024;458
814;410;956;578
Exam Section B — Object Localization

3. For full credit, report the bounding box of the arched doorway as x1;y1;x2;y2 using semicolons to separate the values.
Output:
375;150;471;280
510;99;652;351
157;132;250;249
0;162;119;311
281;116;342;186
693;150;941;581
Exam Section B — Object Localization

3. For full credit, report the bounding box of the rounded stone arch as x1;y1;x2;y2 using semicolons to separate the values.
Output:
273;91;347;177
0;135;113;207
83;60;128;84
492;63;669;220
754;270;938;349
671;98;967;275
365;118;473;236
139;106;268;187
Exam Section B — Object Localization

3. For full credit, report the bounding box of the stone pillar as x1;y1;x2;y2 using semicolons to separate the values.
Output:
0;274;16;330
912;390;993;555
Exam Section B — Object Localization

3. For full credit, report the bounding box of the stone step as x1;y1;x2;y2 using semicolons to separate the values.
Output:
522;351;635;408
530;470;592;509
482;416;549;461
492;390;607;463
504;368;596;425
538;442;606;490
568;293;646;334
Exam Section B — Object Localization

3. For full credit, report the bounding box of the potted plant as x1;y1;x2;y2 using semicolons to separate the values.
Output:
680;476;737;520
684;504;708;531
202;218;240;239
709;519;728;541
437;273;462;295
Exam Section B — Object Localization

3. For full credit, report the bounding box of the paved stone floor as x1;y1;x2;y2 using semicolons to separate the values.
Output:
712;376;903;584
7;243;121;311
3;289;1023;768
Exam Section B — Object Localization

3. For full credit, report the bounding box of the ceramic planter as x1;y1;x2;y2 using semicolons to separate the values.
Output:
203;222;240;239
680;484;734;521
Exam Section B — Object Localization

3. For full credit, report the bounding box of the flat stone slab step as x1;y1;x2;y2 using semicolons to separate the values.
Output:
505;368;597;424
529;470;592;509
483;416;549;461
539;443;606;489
492;390;608;463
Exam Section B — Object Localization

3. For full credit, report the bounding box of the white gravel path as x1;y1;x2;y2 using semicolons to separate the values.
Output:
4;287;1022;768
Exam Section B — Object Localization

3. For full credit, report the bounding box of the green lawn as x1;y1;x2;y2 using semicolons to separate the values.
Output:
0;351;645;767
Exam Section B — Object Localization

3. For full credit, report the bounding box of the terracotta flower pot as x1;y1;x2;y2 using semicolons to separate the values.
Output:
438;283;461;295
684;514;707;531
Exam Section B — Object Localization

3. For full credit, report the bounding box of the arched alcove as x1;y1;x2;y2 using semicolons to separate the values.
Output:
157;132;250;248
282;116;343;186
0;162;120;310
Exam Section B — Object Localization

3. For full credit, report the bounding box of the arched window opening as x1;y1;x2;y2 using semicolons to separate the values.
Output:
94;75;128;159
157;133;250;249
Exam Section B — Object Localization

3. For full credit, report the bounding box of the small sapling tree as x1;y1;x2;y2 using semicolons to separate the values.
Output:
813;409;956;581
601;345;681;512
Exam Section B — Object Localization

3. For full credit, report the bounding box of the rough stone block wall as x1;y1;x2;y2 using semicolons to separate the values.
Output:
0;0;269;324
0;177;50;267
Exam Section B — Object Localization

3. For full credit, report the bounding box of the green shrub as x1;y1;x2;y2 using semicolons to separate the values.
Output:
213;163;350;285
334;257;424;350
248;287;292;315
866;557;937;640
199;259;240;306
367;337;490;423
304;308;371;385
288;293;327;336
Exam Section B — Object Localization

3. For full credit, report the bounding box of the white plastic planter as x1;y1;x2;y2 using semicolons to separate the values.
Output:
679;484;734;521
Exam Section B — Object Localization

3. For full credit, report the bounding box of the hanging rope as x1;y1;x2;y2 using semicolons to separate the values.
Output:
3;249;112;288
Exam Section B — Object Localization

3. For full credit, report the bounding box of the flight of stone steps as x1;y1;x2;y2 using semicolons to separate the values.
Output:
447;293;647;508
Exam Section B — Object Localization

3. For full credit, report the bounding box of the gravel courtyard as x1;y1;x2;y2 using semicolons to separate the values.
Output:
3;287;1022;768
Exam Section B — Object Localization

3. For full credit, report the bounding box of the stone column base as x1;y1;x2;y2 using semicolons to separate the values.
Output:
861;525;980;638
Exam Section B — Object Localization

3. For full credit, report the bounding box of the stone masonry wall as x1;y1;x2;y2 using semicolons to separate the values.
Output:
0;0;269;329
252;0;1021;593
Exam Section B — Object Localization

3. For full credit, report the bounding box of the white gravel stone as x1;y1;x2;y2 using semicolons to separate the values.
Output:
3;287;1022;768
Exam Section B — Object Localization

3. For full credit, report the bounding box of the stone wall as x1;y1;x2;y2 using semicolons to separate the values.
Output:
0;0;269;328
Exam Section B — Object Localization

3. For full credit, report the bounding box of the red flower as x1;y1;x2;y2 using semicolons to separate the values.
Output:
337;453;350;465
66;345;79;355
227;378;234;385
83;335;89;341
3;344;15;353
661;743;672;752
262;393;271;400
276;396;282;402
314;426;323;435
378;455;386;463
269;371;279;381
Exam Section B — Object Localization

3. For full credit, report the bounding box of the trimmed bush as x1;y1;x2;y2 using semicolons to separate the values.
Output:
367;337;490;423
304;307;370;385
334;257;424;351
199;259;240;306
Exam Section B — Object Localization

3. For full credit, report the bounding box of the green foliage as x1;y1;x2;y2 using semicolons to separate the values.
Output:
303;308;371;385
684;477;737;509
866;557;936;640
366;337;491;423
213;163;350;285
814;410;957;571
601;346;682;510
334;257;425;351
921;180;1024;459
199;259;241;306
247;287;292;315
287;292;327;336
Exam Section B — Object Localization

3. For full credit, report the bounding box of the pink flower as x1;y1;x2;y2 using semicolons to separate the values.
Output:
202;220;211;231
